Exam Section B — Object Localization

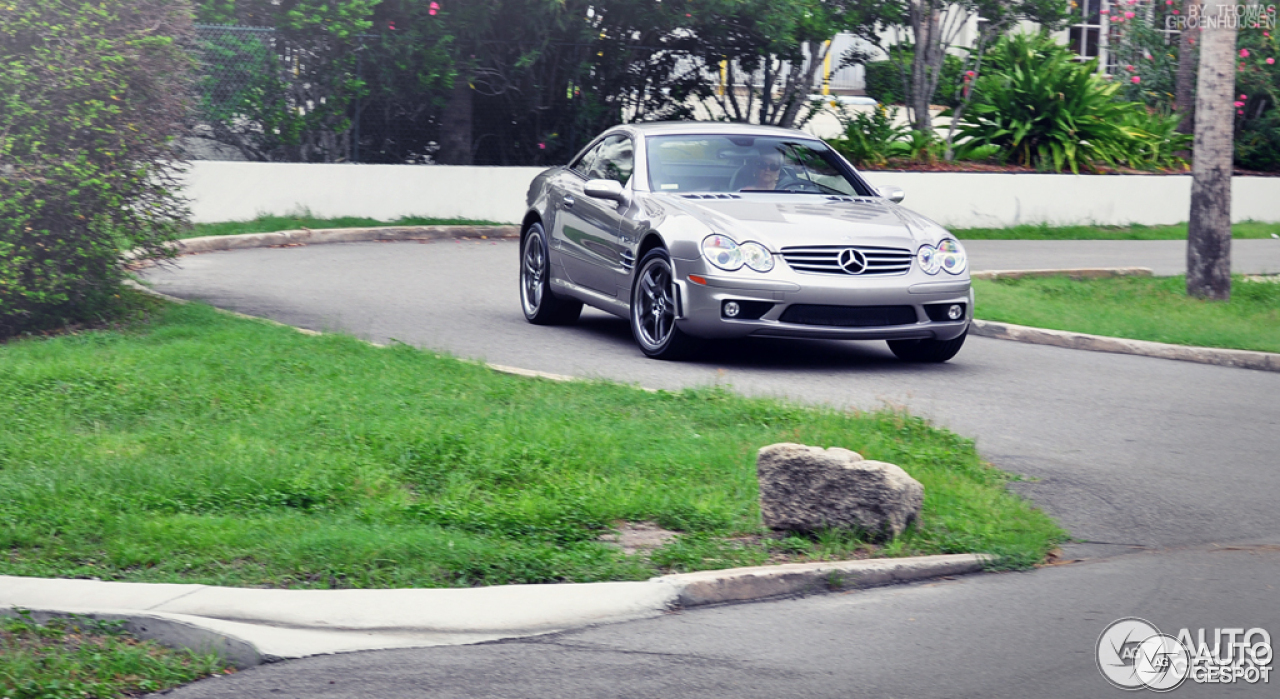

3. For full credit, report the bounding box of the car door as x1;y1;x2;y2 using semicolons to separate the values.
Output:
551;134;634;297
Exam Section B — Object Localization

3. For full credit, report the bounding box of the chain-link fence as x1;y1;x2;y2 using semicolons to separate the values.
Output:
187;25;868;166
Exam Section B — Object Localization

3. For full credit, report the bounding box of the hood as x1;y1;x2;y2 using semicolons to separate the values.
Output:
661;194;946;250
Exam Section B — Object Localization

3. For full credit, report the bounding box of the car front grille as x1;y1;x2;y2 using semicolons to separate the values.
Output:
779;245;912;276
779;304;918;327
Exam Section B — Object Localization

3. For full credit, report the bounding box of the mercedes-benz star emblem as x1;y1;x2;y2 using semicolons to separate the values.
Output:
838;248;867;274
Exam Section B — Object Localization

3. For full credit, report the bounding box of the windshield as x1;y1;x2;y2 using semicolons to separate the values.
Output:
645;134;873;196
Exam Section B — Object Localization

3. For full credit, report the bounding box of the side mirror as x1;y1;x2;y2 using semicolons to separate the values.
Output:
878;186;906;203
584;179;629;204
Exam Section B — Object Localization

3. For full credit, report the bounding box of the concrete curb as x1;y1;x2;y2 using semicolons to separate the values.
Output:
173;224;520;255
970;319;1280;372
1;555;986;667
655;553;989;607
970;267;1153;281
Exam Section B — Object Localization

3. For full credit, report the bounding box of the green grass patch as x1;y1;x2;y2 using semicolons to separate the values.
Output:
188;213;504;239
188;216;1279;242
954;221;1279;240
0;298;1065;587
974;274;1280;353
0;610;229;698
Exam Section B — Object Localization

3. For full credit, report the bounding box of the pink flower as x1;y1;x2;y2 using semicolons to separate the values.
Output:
1174;9;1181;14
1234;101;1246;107
1241;49;1250;58
1238;109;1244;115
1100;7;1109;13
1166;0;1172;4
538;143;546;150
1241;94;1248;100
1126;64;1135;71
388;20;396;29
1269;58;1277;65
1125;11;1135;18
429;1;439;15
1131;75;1141;83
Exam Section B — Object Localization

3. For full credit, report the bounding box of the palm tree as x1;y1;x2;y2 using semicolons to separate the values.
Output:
1186;0;1238;300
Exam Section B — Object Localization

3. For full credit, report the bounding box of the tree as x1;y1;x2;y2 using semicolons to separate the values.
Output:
1186;0;1238;300
689;0;854;128
1174;3;1200;143
0;0;193;339
859;0;1067;132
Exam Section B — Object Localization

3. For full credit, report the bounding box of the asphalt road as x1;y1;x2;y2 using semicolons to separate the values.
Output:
140;239;1280;697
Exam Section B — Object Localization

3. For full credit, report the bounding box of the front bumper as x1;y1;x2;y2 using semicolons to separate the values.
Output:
674;266;972;342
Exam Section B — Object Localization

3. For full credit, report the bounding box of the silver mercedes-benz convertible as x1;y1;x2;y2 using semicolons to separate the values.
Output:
519;122;972;361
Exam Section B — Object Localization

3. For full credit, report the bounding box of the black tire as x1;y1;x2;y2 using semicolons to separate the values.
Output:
520;222;582;325
630;248;700;360
887;329;967;363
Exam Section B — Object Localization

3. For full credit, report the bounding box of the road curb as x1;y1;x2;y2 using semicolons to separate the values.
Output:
656;553;989;607
970;267;1153;280
970;319;1280;372
174;224;520;255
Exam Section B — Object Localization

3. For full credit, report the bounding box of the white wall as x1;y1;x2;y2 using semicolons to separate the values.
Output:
182;161;1280;229
182;161;548;225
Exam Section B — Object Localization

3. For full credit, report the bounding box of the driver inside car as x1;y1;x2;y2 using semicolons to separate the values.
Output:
740;152;785;191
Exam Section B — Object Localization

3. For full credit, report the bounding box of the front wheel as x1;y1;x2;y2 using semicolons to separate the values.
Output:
630;249;700;360
887;329;967;363
520;222;582;325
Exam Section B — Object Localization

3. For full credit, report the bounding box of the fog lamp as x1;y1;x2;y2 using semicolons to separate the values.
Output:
947;304;964;320
724;301;741;318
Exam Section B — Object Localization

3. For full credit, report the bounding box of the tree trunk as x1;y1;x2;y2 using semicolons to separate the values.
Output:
1173;5;1199;155
438;75;474;165
907;0;941;132
1186;0;1236;301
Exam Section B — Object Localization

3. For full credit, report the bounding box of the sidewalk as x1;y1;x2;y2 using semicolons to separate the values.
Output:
1;555;986;667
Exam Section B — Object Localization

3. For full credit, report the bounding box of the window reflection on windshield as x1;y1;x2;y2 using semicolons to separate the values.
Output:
646;135;869;196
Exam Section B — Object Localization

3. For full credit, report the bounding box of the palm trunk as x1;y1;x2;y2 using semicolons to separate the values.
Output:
438;75;474;165
1186;0;1236;301
1173;5;1199;157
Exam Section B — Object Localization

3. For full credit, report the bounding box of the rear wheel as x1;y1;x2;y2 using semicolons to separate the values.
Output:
520;222;582;325
630;248;700;360
887;329;967;363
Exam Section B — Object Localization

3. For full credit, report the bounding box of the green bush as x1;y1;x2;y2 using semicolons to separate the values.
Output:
1234;27;1280;172
862;50;964;108
955;32;1190;173
0;0;192;340
827;105;910;167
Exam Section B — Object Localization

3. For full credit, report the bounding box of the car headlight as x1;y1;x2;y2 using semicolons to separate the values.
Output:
702;236;774;272
739;241;774;272
702;235;743;271
916;239;966;275
937;239;967;275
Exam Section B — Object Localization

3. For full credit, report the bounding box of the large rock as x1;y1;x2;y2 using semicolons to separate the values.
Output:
757;443;924;541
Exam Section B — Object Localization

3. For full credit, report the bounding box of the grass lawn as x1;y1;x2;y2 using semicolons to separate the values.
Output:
188;213;503;238
953;221;1279;240
0;298;1064;588
973;274;1280;353
1;610;229;698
